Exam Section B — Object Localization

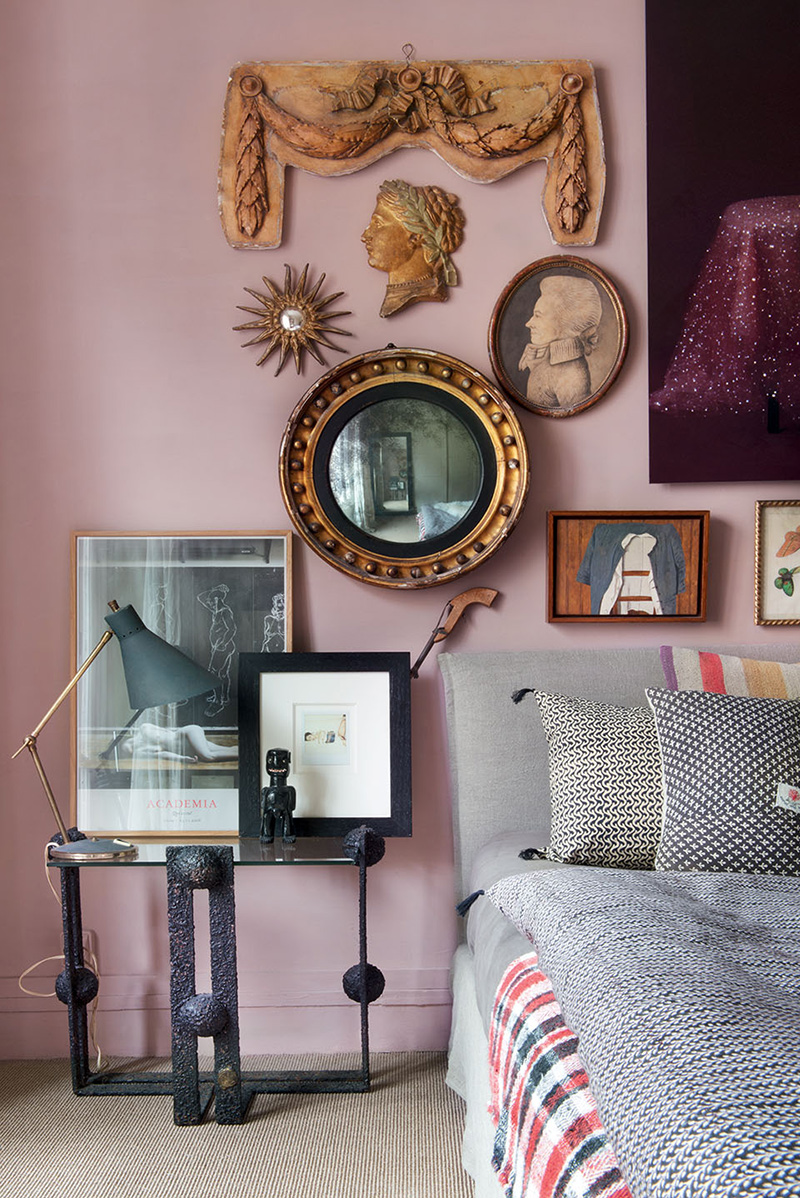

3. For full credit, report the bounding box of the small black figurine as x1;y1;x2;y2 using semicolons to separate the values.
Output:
259;747;297;844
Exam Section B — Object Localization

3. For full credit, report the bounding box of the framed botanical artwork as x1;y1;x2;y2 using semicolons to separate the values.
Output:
488;256;629;417
547;511;709;623
755;501;800;625
71;531;292;837
238;652;412;839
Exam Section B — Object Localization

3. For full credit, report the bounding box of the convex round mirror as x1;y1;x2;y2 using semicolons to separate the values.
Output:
280;347;530;588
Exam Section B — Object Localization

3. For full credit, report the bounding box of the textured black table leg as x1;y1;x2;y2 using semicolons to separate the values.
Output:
167;845;244;1125
342;826;386;1089
357;853;371;1084
207;849;245;1124
51;855;180;1101
54;865;98;1093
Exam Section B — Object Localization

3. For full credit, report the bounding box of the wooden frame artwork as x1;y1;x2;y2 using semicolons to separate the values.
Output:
547;511;709;623
489;257;628;416
755;500;800;625
71;531;292;837
237;652;412;839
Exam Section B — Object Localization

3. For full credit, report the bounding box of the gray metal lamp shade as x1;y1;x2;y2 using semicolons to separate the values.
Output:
105;604;218;709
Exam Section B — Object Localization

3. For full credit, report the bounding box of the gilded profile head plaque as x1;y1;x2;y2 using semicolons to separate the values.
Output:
361;179;465;317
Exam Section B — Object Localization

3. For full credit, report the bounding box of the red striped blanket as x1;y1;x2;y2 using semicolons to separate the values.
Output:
488;953;631;1198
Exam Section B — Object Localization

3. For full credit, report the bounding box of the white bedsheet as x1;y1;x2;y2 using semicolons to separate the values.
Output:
463;832;564;1029
448;833;572;1197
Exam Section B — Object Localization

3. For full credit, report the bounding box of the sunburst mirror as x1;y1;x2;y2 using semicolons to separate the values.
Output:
234;263;352;375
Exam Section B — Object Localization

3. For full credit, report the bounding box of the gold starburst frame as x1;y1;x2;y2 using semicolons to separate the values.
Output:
234;263;352;375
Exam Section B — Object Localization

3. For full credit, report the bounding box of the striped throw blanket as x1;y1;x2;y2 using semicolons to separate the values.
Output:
489;953;631;1198
488;868;800;1198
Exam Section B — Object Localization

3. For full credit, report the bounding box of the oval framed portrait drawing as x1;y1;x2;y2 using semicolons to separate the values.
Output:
489;256;629;417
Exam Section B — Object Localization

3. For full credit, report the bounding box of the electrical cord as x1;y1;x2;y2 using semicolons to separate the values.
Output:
17;842;105;1070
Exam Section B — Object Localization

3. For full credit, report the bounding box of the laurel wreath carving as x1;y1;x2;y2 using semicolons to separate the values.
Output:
235;96;268;239
394;182;447;257
555;91;589;234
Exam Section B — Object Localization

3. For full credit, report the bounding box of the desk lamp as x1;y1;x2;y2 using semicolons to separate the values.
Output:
12;600;219;861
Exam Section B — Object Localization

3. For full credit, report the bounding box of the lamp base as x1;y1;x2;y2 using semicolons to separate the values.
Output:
49;837;138;862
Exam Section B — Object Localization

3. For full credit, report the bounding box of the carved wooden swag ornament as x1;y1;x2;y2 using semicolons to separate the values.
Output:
218;57;606;249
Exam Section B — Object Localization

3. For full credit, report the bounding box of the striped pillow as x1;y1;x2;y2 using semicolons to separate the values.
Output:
660;646;800;699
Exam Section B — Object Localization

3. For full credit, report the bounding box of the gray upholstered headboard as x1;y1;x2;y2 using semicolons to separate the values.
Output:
439;645;800;896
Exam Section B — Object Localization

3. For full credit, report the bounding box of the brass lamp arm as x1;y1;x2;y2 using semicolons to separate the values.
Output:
11;627;116;841
13;630;114;751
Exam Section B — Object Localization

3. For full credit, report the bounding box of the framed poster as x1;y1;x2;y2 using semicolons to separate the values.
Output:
72;531;292;837
755;501;800;625
238;652;412;839
547;511;709;622
488;256;628;417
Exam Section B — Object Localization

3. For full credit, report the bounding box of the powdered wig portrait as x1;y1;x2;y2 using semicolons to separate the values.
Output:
489;256;629;417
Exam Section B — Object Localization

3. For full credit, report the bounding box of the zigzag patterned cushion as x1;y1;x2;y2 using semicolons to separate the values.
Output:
646;687;800;874
532;691;663;868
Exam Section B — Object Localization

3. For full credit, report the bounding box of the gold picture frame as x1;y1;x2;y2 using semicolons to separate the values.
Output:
489;256;629;416
755;500;800;625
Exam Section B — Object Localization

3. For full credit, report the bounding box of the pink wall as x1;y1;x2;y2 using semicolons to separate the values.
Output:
1;0;797;1059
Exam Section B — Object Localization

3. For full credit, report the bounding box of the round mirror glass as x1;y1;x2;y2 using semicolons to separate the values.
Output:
280;347;529;589
280;306;305;331
328;398;483;544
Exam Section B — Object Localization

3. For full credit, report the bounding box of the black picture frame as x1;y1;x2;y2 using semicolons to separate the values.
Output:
238;651;412;838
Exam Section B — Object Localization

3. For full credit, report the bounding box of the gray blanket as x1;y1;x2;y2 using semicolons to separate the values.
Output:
487;867;800;1198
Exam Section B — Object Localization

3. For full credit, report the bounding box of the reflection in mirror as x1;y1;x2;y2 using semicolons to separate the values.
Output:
328;398;482;543
371;433;412;517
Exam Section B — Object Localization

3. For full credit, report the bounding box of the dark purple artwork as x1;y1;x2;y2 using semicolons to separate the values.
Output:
647;0;800;482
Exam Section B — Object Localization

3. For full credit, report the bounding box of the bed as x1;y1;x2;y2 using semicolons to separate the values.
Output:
417;501;473;540
439;646;800;1198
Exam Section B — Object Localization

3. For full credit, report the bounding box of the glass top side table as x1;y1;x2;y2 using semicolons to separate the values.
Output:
47;828;386;1124
46;836;353;866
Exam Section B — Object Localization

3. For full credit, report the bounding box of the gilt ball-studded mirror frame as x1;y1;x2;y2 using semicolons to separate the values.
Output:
279;347;530;588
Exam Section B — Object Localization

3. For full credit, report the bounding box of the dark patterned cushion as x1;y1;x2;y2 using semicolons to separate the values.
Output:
533;691;663;868
646;687;800;874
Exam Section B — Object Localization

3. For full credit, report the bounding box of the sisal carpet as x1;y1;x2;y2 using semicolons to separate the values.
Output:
2;1052;474;1198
